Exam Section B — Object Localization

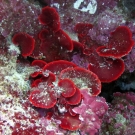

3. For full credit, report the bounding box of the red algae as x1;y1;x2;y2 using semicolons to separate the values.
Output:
96;26;134;58
12;33;35;56
58;79;76;98
38;6;60;31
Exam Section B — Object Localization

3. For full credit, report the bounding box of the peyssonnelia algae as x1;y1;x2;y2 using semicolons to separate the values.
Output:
4;5;134;135
12;6;134;82
10;6;108;134
29;60;103;132
73;22;134;82
0;1;133;135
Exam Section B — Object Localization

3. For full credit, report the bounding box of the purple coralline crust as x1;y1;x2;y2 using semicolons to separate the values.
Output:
71;53;89;69
124;45;135;72
127;22;135;35
124;22;135;72
0;0;42;37
96;0;117;11
99;92;135;135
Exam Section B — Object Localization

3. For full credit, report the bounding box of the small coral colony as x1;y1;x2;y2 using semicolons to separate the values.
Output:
1;0;135;135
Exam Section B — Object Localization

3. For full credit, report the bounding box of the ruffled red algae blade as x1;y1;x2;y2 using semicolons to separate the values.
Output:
41;72;56;84
43;60;77;75
39;29;73;62
12;33;35;57
38;6;60;31
74;23;93;35
66;87;82;105
72;40;84;53
58;79;76;98
31;59;47;77
39;29;49;40
88;56;125;83
31;59;47;68
59;113;81;131
31;79;42;88
96;26;134;58
29;89;57;109
59;67;101;96
55;29;73;51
